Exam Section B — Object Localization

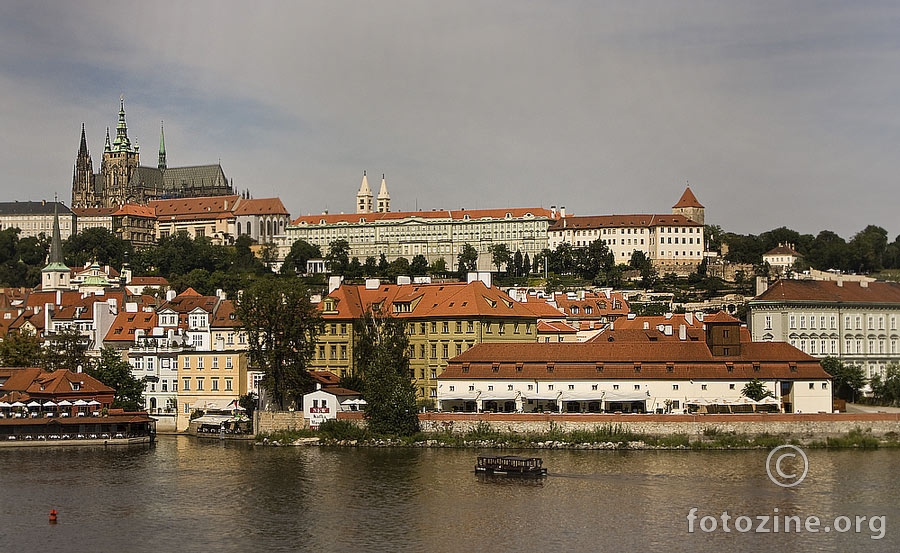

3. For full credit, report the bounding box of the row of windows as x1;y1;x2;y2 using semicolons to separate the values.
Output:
181;377;233;392
784;314;897;332
789;337;900;355
135;355;237;371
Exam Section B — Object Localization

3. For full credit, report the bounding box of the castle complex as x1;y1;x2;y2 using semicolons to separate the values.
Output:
71;97;235;209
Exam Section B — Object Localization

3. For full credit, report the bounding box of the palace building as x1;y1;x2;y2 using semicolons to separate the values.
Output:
71;97;236;209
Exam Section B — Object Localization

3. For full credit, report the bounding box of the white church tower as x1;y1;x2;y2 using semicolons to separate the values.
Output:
356;171;373;214
377;174;391;213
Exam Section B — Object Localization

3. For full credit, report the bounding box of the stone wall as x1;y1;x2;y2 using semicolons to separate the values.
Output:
256;411;308;434
414;412;900;439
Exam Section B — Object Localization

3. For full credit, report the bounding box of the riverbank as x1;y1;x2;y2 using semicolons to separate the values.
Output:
256;418;896;450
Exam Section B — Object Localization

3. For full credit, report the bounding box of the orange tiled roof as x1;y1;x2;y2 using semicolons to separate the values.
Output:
537;321;578;333
104;310;157;343
550;291;630;319
233;198;289;216
292;207;554;226
754;279;900;304
114;203;156;217
211;300;241;328
73;207;117;217
441;338;827;381
548;213;700;231
673;187;704;209
310;371;341;386
322;281;540;320
129;276;169;286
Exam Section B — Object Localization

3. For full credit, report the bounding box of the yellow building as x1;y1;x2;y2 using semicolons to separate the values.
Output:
313;278;542;403
175;350;249;431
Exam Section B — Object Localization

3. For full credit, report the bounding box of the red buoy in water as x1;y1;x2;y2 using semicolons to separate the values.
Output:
49;509;57;524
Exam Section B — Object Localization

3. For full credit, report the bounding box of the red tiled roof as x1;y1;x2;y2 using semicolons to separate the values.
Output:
292;207;554;226
548;213;700;231
322;281;540;320
753;279;900;304
233;198;289;216
310;371;341;386
114;203;156;217
550;291;630;319
211;300;241;328
537;321;578;333
104;311;157;343
673;187;704;209
0;368;114;402
311;386;360;397
129;276;169;286
441;339;827;381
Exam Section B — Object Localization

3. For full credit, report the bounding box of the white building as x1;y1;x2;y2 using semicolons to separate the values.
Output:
749;278;900;380
302;385;364;429
439;312;832;414
547;188;705;274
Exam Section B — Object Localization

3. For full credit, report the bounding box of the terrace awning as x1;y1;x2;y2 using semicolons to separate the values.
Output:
603;391;650;403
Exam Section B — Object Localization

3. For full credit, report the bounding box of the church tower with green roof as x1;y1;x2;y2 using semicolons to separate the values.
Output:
41;201;71;291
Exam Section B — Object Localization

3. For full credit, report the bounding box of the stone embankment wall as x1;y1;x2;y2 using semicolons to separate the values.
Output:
256;411;307;435
411;412;900;438
317;411;900;439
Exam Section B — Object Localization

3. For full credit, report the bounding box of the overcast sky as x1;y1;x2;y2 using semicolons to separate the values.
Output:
1;1;898;239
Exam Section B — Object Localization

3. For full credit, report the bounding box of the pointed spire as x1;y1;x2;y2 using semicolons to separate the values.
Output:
377;173;390;213
158;121;167;170
673;186;704;208
357;171;373;214
104;127;111;152
112;95;132;151
78;124;89;157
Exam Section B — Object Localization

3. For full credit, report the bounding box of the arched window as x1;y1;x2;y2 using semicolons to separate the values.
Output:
236;222;242;235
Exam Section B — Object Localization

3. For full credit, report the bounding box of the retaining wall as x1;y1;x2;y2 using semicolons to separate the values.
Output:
322;411;900;439
413;412;900;439
256;411;308;435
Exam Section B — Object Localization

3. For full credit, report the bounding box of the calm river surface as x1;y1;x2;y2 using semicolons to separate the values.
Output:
1;435;898;552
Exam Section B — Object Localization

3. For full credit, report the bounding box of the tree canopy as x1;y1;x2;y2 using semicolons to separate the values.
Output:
236;276;321;410
355;311;419;436
88;347;145;411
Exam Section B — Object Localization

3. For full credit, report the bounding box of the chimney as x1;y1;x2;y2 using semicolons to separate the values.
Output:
166;289;177;301
679;324;687;341
551;205;557;218
836;279;843;287
664;324;673;336
685;312;694;325
643;321;649;330
560;206;566;218
860;281;868;288
755;276;769;296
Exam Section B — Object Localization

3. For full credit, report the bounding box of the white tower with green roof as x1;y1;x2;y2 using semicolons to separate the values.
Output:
41;201;71;291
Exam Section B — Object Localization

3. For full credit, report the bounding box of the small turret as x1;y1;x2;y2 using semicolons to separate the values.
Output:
377;174;391;213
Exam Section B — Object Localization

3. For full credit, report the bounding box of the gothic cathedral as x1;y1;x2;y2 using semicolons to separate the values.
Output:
72;97;236;208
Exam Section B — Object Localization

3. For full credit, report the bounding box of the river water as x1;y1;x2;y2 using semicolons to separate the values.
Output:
1;436;898;552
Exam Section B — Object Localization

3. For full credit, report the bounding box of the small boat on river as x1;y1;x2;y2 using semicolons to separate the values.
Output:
475;455;547;476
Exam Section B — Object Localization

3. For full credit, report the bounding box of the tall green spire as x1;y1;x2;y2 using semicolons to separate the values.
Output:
158;120;167;170
112;95;132;152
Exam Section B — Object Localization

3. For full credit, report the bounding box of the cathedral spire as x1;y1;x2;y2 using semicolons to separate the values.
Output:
158;120;167;170
104;127;111;152
112;95;132;152
78;123;89;157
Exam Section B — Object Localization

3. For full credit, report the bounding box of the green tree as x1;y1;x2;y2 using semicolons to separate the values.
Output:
388;257;410;279
410;254;429;276
236;277;322;410
88;347;145;411
821;357;865;403
487;243;512;273
523;252;532;275
849;225;888;274
429;257;448;276
281;239;321;275
355;312;419;436
0;330;42;367
63;227;132;269
325;239;351;275
238;392;258;419
457;243;479;273
741;378;774;402
363;256;378;277
41;327;91;372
